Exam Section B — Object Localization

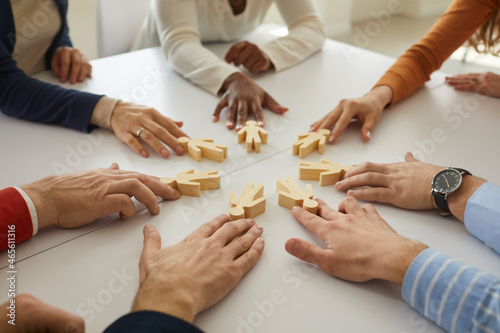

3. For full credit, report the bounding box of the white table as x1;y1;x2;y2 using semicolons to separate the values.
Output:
1;26;498;333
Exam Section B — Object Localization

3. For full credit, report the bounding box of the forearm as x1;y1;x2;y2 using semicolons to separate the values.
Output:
402;248;500;333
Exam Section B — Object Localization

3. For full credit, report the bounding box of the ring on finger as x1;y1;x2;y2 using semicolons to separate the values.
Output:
136;127;147;137
470;78;478;85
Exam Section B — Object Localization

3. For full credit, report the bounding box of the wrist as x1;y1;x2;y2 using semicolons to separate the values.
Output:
20;178;55;230
368;85;393;109
447;175;486;222
132;278;198;323
382;239;428;285
91;97;119;130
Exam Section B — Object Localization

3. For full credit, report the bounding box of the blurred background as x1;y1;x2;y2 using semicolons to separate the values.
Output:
68;0;498;75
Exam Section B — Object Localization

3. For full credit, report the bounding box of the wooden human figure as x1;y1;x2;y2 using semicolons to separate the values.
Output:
229;182;266;221
292;129;330;159
178;137;228;162
160;169;220;197
299;159;353;186
237;120;268;153
276;176;318;214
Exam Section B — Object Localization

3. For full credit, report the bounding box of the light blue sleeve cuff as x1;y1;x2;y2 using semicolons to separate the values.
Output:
402;248;499;333
464;182;500;254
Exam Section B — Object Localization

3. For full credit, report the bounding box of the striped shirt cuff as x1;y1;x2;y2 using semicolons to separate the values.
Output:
402;248;500;333
14;187;38;237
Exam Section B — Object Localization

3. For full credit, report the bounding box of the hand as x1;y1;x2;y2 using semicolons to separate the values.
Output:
133;216;265;322
335;152;443;210
51;46;92;84
110;101;188;158
21;163;181;230
0;294;84;333
213;72;288;130
445;72;500;98
285;198;428;284
310;86;393;143
225;41;272;73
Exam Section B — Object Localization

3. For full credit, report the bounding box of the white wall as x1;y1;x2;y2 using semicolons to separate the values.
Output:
67;0;97;59
352;0;452;22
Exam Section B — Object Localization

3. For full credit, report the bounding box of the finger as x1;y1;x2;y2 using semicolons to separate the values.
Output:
361;114;378;142
147;122;185;156
310;114;329;132
211;219;256;246
335;172;389;191
33;300;85;333
338;196;363;215
138;129;170;158
250;58;267;73
251;102;265;127
59;49;71;83
453;84;476;92
330;106;355;143
404;152;418;162
233;45;253;67
100;193;136;219
316;198;341;220
139;224;161;283
233;236;265;275
226;223;263;258
127;172;180;200
51;53;61;78
108;162;120;170
69;51;82;84
225;42;247;63
362;203;378;215
77;63;88;82
347;188;396;205
107;178;161;215
190;214;230;239
236;100;248;131
213;98;228;122
292;206;326;235
343;161;388;178
87;63;92;78
226;99;238;129
121;133;149;158
154;115;188;139
285;238;329;267
244;56;260;72
262;93;288;114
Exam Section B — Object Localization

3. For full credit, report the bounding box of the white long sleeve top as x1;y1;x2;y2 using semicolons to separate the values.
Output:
132;0;325;95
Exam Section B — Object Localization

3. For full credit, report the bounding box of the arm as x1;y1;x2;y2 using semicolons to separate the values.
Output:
374;0;497;105
104;311;202;333
403;248;500;333
152;0;239;95
286;197;500;333
106;216;264;332
262;0;325;72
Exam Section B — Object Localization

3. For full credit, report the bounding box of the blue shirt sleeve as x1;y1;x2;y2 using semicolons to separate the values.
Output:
464;182;500;254
103;311;204;333
402;248;500;333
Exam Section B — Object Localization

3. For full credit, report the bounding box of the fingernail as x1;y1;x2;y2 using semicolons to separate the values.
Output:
144;224;153;232
155;205;161;215
335;181;343;188
289;240;298;254
255;224;263;231
175;146;184;155
329;135;335;143
174;190;181;199
366;132;372;140
257;121;264;127
347;190;354;195
236;124;243;131
161;149;170;158
141;150;149;158
292;206;301;212
257;237;265;245
212;116;218;123
226;120;234;128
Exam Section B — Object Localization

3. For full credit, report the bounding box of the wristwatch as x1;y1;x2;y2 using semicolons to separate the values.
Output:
431;167;472;216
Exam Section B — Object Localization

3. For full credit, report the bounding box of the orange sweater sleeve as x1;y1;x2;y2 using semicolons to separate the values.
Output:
374;0;499;106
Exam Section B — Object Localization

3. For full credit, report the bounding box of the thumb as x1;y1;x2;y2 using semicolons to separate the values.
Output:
405;152;418;162
109;162;120;170
285;238;326;266
263;93;288;114
361;115;378;142
139;224;161;283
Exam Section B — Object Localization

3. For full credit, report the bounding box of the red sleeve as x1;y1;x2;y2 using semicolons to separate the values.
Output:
0;187;34;251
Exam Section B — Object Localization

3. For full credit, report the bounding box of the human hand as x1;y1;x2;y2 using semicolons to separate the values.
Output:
310;86;393;142
335;152;443;210
110;101;188;158
224;41;272;73
21;163;181;230
214;72;288;130
0;294;84;333
445;72;500;98
285;198;428;284
51;46;92;84
133;216;265;322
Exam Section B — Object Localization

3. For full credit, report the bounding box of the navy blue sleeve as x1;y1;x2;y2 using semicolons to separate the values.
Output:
0;41;102;132
104;311;204;333
45;0;73;69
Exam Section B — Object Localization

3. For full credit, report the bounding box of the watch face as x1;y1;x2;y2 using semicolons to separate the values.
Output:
432;169;462;194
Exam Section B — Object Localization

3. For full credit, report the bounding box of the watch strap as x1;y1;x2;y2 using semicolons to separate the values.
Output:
433;167;472;216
